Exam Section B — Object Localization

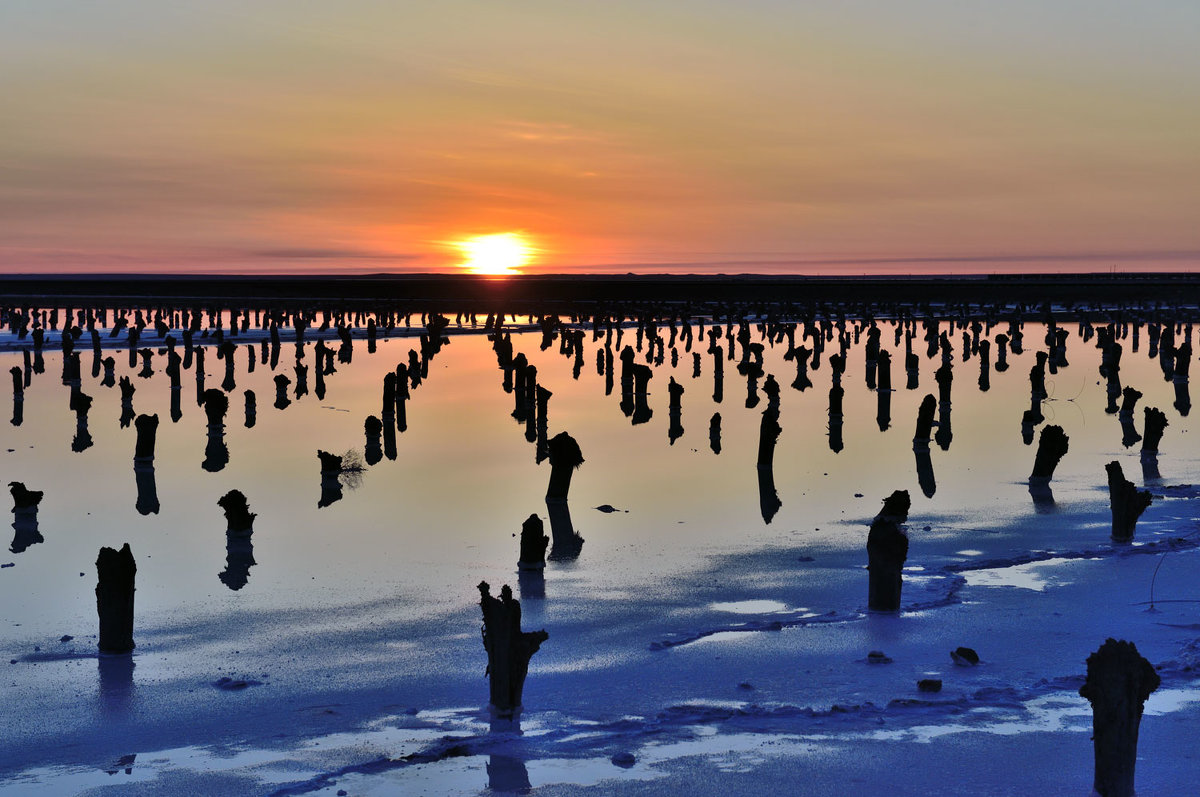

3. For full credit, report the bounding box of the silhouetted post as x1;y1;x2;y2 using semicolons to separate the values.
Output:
1118;387;1142;418
1173;378;1191;417
364;415;383;466
757;408;783;523
876;349;892;392
1030;351;1048;400
709;412;722;454
96;544;136;655
867;490;910;613
116;376;136;428
478;581;548;719
1141;407;1168;456
913;395;936;451
517;513;549;570
274;374;291;410
546;432;583;502
667;377;684;444
217;490;256;590
976;339;990;391
395;364;409;432
1106;461;1152;543
9;481;43;553
71;390;93;452
994;333;1010;372
828;385;844;453
9;366;22;426
1079;639;1159;797
317;450;343;507
243;389;256;428
535;386;552;462
711;345;724;403
1030;425;1069;481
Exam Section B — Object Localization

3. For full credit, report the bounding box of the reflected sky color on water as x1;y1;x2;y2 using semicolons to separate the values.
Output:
2;312;1193;638
2;307;1199;795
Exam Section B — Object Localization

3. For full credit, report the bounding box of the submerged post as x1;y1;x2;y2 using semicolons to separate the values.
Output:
1106;461;1152;543
1079;638;1159;797
478;581;548;719
96;543;136;654
1030;424;1069;481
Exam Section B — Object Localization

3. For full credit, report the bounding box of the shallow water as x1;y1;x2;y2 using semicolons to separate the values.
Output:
2;309;1199;794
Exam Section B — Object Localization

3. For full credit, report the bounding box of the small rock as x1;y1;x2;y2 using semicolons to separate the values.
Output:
923;525;931;531
867;650;892;664
60;635;73;643
337;791;347;796
854;493;864;498
737;682;755;690
951;646;980;666
917;679;943;693
611;752;636;768
595;504;620;513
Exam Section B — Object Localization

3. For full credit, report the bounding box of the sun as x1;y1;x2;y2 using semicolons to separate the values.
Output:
455;233;531;275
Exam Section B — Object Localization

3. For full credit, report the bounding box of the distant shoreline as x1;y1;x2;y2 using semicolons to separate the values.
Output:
2;272;1199;306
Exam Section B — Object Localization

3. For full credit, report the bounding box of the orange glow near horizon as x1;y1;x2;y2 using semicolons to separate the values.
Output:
454;233;533;275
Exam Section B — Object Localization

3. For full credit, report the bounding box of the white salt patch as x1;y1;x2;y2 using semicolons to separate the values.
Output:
963;557;1081;591
709;599;790;614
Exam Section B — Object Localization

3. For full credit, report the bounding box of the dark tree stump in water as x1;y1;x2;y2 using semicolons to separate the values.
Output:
478;581;548;718
867;490;910;613
1029;424;1069;480
1079;638;1159;797
133;414;158;461
913;394;936;450
546;432;583;502
1141;407;1168;454
1106;462;1151;543
518;513;548;570
96;544;136;654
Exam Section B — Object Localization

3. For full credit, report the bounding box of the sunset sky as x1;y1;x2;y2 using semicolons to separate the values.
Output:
3;1;1199;275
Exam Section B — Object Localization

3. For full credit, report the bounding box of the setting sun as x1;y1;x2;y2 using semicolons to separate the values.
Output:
455;233;532;275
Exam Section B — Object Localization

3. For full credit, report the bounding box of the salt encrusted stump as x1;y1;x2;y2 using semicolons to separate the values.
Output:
478;581;548;718
517;513;549;570
1079;638;1159;797
867;490;911;613
96;543;136;654
546;432;583;502
1106;461;1152;543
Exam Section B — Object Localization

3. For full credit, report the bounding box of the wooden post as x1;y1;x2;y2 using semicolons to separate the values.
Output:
867;490;910;613
1079;638;1159;797
1106;461;1152;543
96;544;136;654
478;581;548;718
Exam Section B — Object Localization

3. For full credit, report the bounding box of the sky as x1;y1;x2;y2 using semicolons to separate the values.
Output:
3;1;1199;275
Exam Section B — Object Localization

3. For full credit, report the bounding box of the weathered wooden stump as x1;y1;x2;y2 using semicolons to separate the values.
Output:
478;581;548;718
1079;638;1159;797
867;490;910;612
96;544;136;654
709;412;722;455
1106;461;1152;543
